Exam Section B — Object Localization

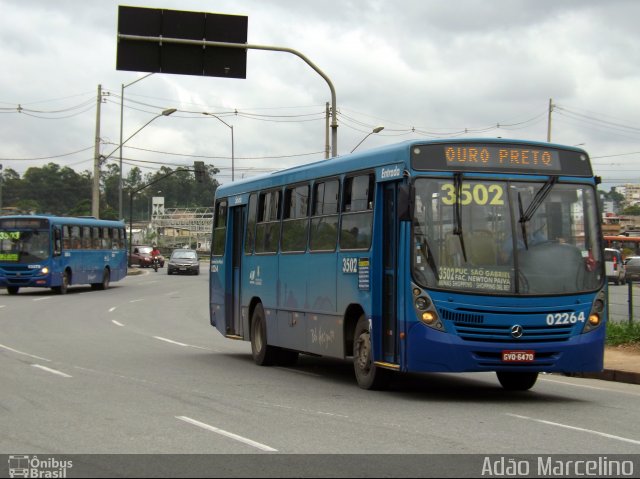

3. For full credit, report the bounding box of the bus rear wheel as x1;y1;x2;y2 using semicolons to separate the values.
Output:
496;371;538;391
92;268;110;290
250;303;277;366
353;316;388;390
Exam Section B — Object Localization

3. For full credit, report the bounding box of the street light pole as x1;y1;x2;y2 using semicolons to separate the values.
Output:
119;73;154;221
202;112;235;181
98;107;176;219
119;33;338;157
350;126;384;153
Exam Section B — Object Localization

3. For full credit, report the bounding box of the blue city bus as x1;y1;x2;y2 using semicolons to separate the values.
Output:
0;215;127;295
208;139;606;391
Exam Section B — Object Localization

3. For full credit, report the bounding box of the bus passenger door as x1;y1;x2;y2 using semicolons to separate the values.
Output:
230;206;245;337
382;182;399;363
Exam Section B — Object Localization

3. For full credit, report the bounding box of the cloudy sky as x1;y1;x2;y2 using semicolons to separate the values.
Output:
1;0;639;188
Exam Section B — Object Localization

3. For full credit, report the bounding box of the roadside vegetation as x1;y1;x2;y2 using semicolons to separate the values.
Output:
606;321;640;347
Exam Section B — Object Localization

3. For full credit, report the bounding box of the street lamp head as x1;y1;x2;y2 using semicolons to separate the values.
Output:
162;108;177;116
350;125;385;153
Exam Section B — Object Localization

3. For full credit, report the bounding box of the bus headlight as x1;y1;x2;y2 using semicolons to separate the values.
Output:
415;296;431;310
412;284;444;332
41;267;49;275
583;289;606;333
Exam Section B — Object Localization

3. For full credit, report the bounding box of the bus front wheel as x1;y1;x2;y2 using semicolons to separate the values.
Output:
250;303;277;366
53;271;69;295
353;316;388;390
7;286;19;295
496;371;538;391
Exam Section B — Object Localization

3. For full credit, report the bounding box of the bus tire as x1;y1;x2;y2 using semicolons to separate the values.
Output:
250;303;277;366
53;271;69;295
496;371;538;391
93;268;110;290
7;286;19;295
353;316;388;390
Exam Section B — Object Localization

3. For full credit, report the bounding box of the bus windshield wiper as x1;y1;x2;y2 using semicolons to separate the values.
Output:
453;173;468;263
518;176;557;249
425;241;440;282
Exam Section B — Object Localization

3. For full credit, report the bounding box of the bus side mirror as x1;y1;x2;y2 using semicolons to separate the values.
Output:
398;184;414;222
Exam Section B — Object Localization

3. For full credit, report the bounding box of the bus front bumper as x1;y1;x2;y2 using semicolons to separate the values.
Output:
405;322;605;374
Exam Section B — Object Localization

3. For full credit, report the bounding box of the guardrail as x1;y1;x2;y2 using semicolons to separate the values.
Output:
608;280;639;323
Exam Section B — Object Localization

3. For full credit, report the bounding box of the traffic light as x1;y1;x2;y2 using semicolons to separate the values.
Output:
194;161;206;183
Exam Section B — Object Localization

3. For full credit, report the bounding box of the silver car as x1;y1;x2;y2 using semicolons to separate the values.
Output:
167;249;200;275
624;256;640;282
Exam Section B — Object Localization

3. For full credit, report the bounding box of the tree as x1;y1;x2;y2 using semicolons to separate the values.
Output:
599;186;625;213
1;161;221;218
622;205;640;216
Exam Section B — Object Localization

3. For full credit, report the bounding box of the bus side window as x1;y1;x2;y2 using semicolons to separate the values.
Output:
212;200;228;256
81;227;91;249
92;227;101;249
310;178;340;252
109;228;118;249
62;225;71;249
340;173;374;250
244;194;257;255
282;183;309;253
255;190;281;254
121;229;126;249
71;226;81;249
53;228;62;256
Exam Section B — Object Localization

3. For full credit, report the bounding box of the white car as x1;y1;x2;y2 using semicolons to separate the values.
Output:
604;248;625;285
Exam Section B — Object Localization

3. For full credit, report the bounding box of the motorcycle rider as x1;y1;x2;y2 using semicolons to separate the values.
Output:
151;244;161;270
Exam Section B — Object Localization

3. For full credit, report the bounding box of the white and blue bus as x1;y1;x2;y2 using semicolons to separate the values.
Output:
0;215;127;295
209;139;606;391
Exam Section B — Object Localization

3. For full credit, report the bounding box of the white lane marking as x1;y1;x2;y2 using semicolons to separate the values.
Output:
540;376;640;397
507;413;640;446
112;320;124;327
176;416;278;452
0;344;51;362
0;305;6;309
152;336;217;351
154;336;189;347
31;364;73;378
255;401;349;418
109;307;117;312
129;299;145;303
33;297;53;302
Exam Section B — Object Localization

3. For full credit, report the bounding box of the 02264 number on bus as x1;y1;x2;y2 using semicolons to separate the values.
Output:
546;312;585;326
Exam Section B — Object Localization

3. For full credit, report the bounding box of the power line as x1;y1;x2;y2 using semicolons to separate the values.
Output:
0;146;94;161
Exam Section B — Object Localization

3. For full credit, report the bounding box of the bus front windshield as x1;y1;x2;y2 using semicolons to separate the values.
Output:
0;229;51;263
412;177;603;295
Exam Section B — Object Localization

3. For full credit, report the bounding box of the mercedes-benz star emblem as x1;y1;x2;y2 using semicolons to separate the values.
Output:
511;325;524;339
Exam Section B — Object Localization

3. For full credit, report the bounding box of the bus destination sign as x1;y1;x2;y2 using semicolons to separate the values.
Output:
411;143;593;176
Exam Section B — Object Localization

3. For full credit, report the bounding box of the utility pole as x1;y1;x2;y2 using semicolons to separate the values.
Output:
92;84;102;218
325;102;330;160
547;98;554;142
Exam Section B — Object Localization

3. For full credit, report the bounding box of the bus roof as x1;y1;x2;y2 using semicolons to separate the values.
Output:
215;138;590;198
0;215;125;228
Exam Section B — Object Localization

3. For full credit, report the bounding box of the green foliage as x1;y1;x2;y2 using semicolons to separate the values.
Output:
1;162;220;219
606;320;640;346
622;205;640;216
